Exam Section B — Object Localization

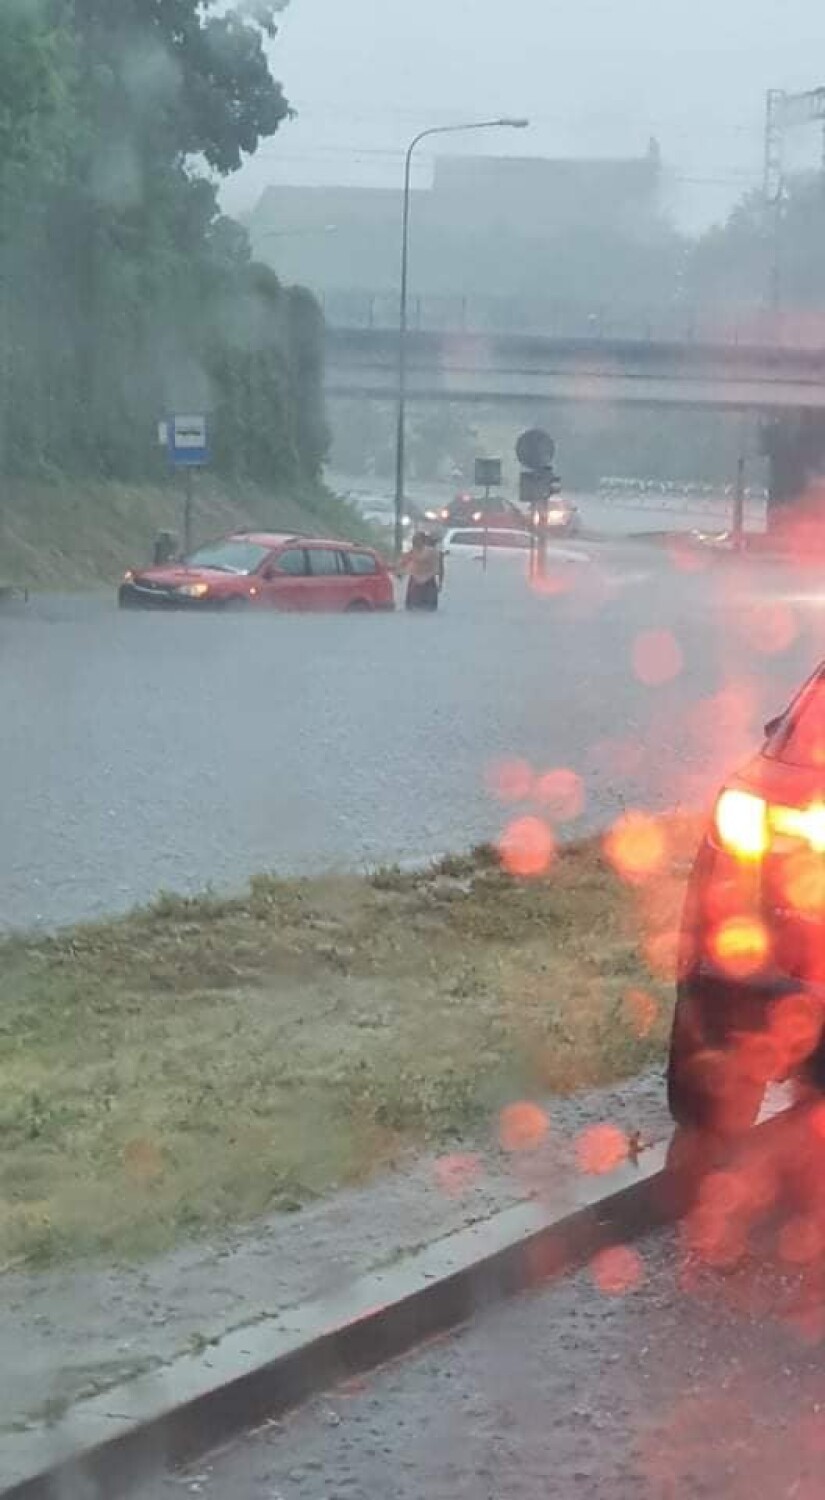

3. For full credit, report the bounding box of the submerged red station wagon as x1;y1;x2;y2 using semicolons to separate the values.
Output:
119;532;395;613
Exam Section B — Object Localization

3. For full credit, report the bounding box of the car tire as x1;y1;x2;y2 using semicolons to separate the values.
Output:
346;599;372;612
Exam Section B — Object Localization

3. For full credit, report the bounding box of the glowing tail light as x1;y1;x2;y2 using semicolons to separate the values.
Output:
714;789;825;860
771;802;825;853
714;790;769;860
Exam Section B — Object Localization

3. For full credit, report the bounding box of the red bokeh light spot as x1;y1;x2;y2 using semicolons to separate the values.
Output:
605;811;666;884
780;850;825;916
622;988;659;1038
122;1137;163;1184
498;1101;549;1153
665;534;710;573
685;1205;748;1267
736;1029;782;1085
632;628;683;686
769;992;823;1070
535;767;584;822
644;927;680;981
778;1214;824;1266
744;602;797;656
590;1244;644;1295
576;1123;628;1176
498;816;555;878
530;566;573;598
698;1169;749;1219
434;1153;483;1197
486;758;534;803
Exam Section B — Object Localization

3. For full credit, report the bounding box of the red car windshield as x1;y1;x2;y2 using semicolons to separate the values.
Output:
185;539;270;575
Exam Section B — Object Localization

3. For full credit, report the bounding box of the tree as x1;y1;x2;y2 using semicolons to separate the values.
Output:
0;1;70;194
0;0;328;494
69;0;291;179
689;175;825;314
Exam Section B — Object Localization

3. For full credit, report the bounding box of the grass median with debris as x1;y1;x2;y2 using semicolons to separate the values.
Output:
0;817;700;1268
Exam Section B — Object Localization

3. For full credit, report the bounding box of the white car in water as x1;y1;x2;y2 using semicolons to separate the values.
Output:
440;526;534;561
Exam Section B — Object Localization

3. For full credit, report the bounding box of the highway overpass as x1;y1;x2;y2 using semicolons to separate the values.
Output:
324;328;825;411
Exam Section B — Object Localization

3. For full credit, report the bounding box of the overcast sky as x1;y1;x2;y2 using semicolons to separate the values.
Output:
221;0;825;229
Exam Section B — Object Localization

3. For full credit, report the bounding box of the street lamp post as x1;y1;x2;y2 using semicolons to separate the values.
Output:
393;117;529;557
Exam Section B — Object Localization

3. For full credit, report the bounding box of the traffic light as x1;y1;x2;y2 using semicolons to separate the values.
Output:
519;468;561;508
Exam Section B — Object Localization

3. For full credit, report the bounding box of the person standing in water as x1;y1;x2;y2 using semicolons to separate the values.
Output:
399;531;443;611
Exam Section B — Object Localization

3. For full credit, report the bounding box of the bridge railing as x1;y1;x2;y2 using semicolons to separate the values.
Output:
321;290;825;348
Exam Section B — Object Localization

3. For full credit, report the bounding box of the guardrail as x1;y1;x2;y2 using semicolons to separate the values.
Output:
595;491;766;520
321;292;825;350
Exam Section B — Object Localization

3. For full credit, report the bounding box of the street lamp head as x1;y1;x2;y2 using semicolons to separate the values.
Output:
498;117;530;129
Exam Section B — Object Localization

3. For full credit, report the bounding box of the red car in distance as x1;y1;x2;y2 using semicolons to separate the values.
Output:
423;493;528;531
119;533;395;613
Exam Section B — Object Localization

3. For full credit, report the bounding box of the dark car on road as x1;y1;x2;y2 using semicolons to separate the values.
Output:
669;661;825;1134
119;532;395;613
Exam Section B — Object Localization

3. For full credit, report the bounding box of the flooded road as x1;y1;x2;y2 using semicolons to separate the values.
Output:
0;538;814;931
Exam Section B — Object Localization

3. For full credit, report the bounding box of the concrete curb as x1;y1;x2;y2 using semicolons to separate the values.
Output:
3;1103;808;1498
1;1139;679;1499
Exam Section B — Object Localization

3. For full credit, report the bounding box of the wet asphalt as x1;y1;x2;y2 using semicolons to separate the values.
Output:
0;540;817;932
139;1224;825;1500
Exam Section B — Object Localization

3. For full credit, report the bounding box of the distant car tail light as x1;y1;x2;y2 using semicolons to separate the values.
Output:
714;789;769;860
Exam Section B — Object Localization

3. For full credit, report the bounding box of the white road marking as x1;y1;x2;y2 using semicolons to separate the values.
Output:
761;591;825;608
604;570;653;587
545;546;593;565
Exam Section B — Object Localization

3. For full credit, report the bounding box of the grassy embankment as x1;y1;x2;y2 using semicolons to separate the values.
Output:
0;817;700;1268
0;476;377;589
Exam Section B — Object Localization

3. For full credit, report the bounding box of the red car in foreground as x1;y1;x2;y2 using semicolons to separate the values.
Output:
119;533;395;613
669;661;825;1134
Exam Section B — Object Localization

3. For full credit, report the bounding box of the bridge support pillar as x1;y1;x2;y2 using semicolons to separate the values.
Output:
761;412;825;527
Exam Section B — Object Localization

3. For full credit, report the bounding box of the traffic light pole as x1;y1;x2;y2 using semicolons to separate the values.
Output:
732;456;746;551
533;500;548;582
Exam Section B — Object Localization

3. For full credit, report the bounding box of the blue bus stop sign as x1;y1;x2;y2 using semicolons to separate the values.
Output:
169;414;208;467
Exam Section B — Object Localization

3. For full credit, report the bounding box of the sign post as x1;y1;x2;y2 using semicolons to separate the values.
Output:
167;414;208;556
474;458;502;574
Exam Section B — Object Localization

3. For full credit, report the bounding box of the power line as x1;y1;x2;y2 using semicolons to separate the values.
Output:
276;101;764;138
240;147;762;189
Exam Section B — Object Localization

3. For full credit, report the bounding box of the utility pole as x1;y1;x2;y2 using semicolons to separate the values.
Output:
763;85;825;313
764;90;785;314
184;469;194;556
